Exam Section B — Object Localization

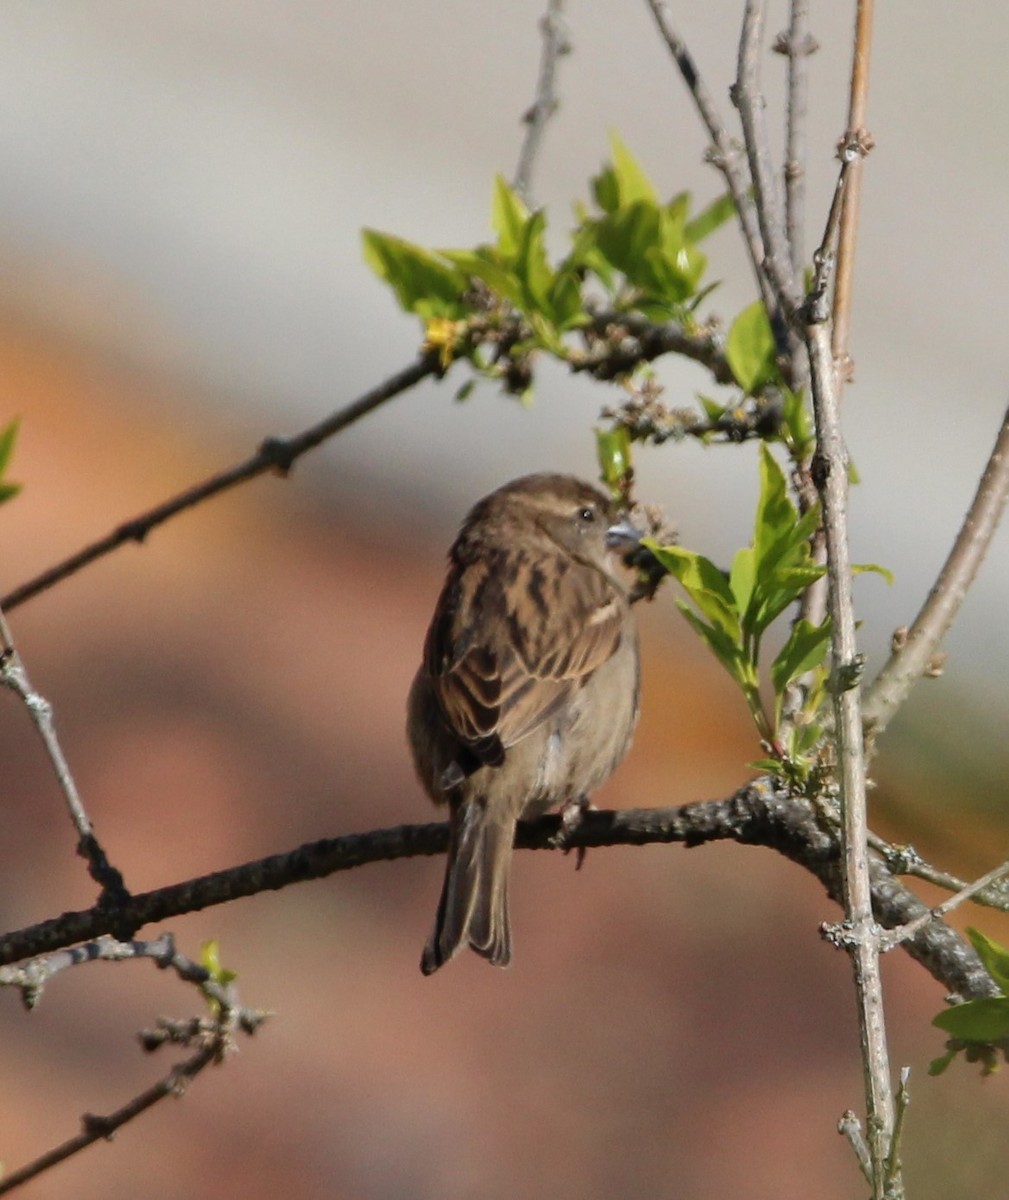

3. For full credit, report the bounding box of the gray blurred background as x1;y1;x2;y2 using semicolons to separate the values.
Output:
1;3;1008;1198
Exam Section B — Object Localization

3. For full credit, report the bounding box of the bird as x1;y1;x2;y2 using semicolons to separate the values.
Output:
407;472;641;974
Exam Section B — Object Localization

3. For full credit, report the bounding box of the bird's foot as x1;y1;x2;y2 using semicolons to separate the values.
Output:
550;794;594;869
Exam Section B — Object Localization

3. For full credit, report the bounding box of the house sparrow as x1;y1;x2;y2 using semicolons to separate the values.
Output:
408;473;641;974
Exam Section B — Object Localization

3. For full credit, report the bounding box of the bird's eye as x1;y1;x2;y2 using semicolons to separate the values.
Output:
577;506;596;523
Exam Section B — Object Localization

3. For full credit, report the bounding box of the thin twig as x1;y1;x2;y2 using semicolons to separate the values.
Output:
512;0;570;206
863;401;1009;740
805;308;894;1194
831;0;875;384
838;1110;873;1185
869;831;1009;913
641;1;777;321
0;1039;223;1194
1;353;441;612
0;609;128;904
732;1;801;321
0;932;244;1011
0;787;998;1004
0;933;267;1193
880;859;1009;952
775;1;817;279
883;1066;911;1193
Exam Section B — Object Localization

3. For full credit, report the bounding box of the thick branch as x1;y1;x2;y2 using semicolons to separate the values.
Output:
0;786;995;1003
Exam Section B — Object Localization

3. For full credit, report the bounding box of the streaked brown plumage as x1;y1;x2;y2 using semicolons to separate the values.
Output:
408;473;640;974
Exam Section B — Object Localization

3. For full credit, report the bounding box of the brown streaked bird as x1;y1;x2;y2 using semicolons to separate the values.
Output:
408;473;641;974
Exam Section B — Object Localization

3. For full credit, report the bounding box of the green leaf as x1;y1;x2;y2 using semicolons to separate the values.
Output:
591;164;620;214
608;131;658;207
548;269;585;329
491;175;531;260
729;547;756;614
594;200;661;286
649;543;741;643
516;209;554;311
853;562;894;586
770;618;833;694
781;388;814;457
933;997;1009;1042
362;230;465;318
697;394;725;423
0;482;20;504
200;938;238;987
677;603;749;689
0;418;20;474
927;1049;958;1076
684;192;736;243
967;928;1009;993
440;248;522;302
753;445;797;575
596;426;632;495
726;300;778;394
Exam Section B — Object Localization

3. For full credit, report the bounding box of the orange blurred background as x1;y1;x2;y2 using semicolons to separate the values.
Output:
2;5;1009;1198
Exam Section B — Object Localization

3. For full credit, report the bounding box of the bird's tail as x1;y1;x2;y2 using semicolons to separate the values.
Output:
420;801;515;974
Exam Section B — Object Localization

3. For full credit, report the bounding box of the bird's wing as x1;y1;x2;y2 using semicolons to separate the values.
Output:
425;548;624;763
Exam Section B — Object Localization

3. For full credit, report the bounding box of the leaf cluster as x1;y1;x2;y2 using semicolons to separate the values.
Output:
362;133;737;397
931;928;1009;1076
643;445;830;773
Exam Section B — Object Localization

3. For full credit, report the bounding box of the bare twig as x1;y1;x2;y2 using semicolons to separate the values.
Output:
0;1039;223;1194
641;1;777;322
805;306;894;1194
880;859;1009;952
732;1;801;319
1;353;441;612
870;831;1009;913
0;932;247;1011
512;0;570;205
863;401;1009;740
838;1110;873;1185
831;0;875;383
0;609;128;905
0;933;267;1193
0;787;997;1004
884;1066;912;1193
775;1;817;279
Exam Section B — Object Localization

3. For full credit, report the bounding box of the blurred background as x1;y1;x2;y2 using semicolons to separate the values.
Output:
1;2;1008;1197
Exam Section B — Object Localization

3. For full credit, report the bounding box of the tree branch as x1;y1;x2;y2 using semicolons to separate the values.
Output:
862;400;1009;741
0;609;128;905
641;1;778;323
0;786;996;1003
775;1;817;280
732;1;801;318
1;353;441;612
805;310;894;1192
831;0;875;383
512;0;570;206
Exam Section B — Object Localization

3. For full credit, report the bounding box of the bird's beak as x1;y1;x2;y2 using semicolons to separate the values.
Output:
605;515;644;552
